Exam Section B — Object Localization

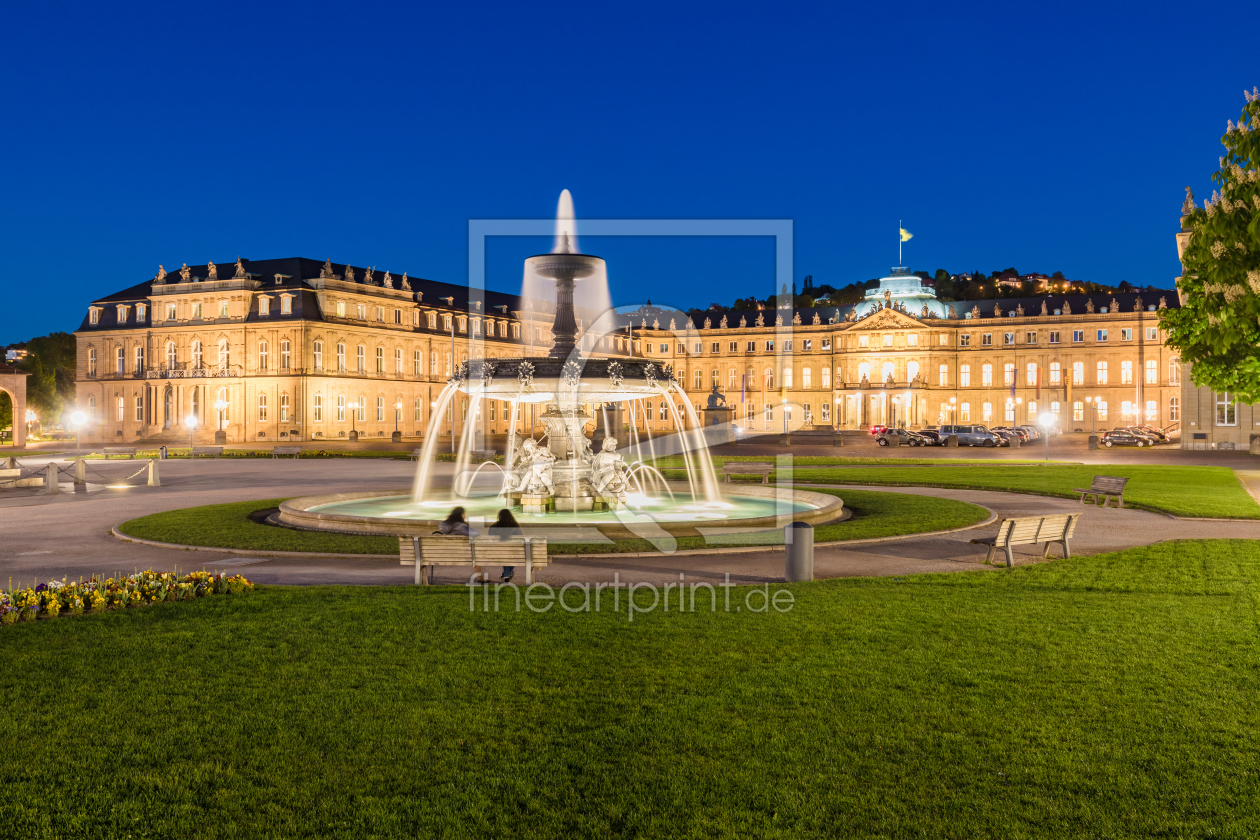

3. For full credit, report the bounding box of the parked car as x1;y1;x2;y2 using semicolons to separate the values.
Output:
1131;424;1169;442
1014;425;1042;440
1101;429;1151;447
1124;427;1161;444
869;425;889;436
938;424;1002;447
916;429;945;446
993;426;1031;442
989;429;1018;446
875;428;929;447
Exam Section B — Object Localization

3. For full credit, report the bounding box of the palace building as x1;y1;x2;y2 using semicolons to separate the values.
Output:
76;256;1190;445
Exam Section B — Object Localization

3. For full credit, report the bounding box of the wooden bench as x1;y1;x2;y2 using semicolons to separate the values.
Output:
271;445;302;459
970;513;1081;567
102;447;137;459
721;461;774;483
1074;475;1129;508
190;446;225;459
400;535;549;585
469;449;497;461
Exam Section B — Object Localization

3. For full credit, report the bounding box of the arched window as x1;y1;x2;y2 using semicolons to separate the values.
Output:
784;368;793;388
765;368;774;390
166;342;177;369
858;362;872;382
881;361;894;382
394;348;403;375
1097;400;1108;420
728;368;737;389
258;341;268;371
356;345;366;373
906;361;919;382
375;346;384;374
1169;396;1180;421
357;395;366;422
218;339;229;369
116;395;125;421
336;395;346;421
1026;362;1037;386
1120;360;1133;385
280;393;290;422
313;341;323;370
1097;361;1108;385
191;340;203;369
1003;363;1015;386
313;394;323;422
1169;357;1181;385
1073;401;1084;421
376;396;384;421
982;364;993;387
1072;362;1084;385
959;364;970;387
280;340;291;369
414;350;422;377
115;347;125;375
336;343;346;371
802;367;812;389
134;346;144;374
87;396;97;419
1049;362;1061;384
982;401;992;422
414;398;422;422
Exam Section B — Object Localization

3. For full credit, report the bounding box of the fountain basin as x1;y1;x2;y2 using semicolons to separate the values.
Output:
456;358;678;403
277;485;843;541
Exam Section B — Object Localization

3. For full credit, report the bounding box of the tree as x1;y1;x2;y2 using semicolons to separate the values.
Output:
1162;89;1260;403
16;332;76;426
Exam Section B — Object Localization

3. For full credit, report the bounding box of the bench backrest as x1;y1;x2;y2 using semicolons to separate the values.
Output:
997;513;1081;546
414;535;548;564
418;536;475;562
471;536;548;564
192;447;224;454
1089;475;1129;493
722;462;774;472
103;447;135;453
272;446;302;454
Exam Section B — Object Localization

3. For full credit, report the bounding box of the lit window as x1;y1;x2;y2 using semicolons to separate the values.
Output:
907;334;917;347
218;339;229;368
167;304;177;321
821;403;830;422
960;402;971;421
981;364;992;387
1097;361;1108;384
336;301;346;317
802;367;812;389
117;396;125;422
1003;363;1015;386
1073;362;1084;385
906;361;919;381
1073;401;1084;421
1145;359;1157;384
1026;362;1037;386
337;395;345;421
1049;362;1061;384
314;394;323;422
1169;358;1181;385
357;304;366;320
1097;400;1109;420
959;364;970;387
219;300;229;318
858;335;870;348
1121;360;1133;384
1169;396;1180;421
822;367;831;388
982;401;992;422
1216;392;1236;426
1005;400;1015;421
192;302;202;319
258;394;267;421
281;394;290;422
1145;400;1157;421
166;342;177;369
192;341;203;368
882;335;892;347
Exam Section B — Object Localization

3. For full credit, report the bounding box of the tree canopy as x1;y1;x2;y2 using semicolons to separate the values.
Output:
14;332;77;427
1161;89;1260;403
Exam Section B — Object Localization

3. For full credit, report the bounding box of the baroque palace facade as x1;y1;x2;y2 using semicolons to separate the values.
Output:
76;256;1190;445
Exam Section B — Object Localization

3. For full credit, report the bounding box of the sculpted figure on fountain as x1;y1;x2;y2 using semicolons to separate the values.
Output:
589;437;630;502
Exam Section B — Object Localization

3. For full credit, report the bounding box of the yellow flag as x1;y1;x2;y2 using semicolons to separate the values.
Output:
900;228;913;242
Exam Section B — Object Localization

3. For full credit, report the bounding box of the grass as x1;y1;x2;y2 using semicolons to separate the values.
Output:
81;449;486;461
116;490;991;556
3;539;1259;837
651;453;1067;467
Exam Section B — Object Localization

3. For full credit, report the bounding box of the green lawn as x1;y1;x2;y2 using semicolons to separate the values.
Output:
652;453;1067;467
3;540;1259;837
116;490;991;556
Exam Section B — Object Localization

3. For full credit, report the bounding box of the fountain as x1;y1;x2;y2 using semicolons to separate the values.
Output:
278;192;843;542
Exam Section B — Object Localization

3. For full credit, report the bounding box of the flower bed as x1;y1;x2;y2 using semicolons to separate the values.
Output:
1;570;253;625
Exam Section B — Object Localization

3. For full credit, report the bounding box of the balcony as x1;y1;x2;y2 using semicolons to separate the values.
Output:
146;364;243;380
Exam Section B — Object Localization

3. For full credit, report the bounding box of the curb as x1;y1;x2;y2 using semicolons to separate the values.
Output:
109;525;396;561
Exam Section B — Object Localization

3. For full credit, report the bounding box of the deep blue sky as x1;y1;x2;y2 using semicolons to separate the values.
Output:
2;0;1254;341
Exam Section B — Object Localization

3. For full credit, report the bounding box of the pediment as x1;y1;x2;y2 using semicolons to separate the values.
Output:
849;308;924;330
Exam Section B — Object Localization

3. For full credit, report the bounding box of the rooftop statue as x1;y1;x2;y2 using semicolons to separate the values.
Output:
401;272;411;291
320;259;335;280
364;267;374;285
179;263;191;282
720;314;728;328
345;265;356;283
206;261;218;280
156;265;167;283
234;258;248;279
383;271;393;289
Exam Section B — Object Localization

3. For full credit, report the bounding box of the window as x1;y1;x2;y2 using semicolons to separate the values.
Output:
857;362;871;383
764;403;773;422
281;296;292;315
445;353;451;376
336;301;346;318
314;341;323;370
1026;362;1037;386
1025;332;1037;344
356;304;365;320
458;317;467;333
281;340;291;369
1096;361;1108;384
960;402;971;421
1073;401;1084;421
821;403;830;422
822;339;832;350
1097;329;1108;342
1073;362;1084;385
1120;360;1133;384
1169;396;1180;422
356;345;365;373
428;312;437;329
882;335;893;347
725;341;737;353
907;334;917;347
1121;328;1132;341
1097;400;1108;421
115;347;124;375
376;306;384;322
166;342;177;369
1005;400;1015;421
880;362;893;383
784;368;793;388
89;308;100;325
694;369;703;390
1049;362;1061;385
938;334;948;346
660;402;668;421
711;342;720;353
414;398;423;422
411;350;421;377
219;300;229;318
1146;327;1158;341
192;341;203;368
745;341;755;352
259;297;271;317
1003;363;1015;387
258;341;268;371
87;396;96;419
765;340;774;352
1073;330;1084;342
392;348;401;375
337;395;345;421
1121;400;1133;420
1050;401;1060;416
1049;331;1060;344
728;368;737;389
192;302;202;319
802;404;812;423
803;339;813;351
982;333;993;346
765;368;774;389
134;346;144;374
802;367;812;389
117;396;125;421
981;364;993;387
982;401;993;421
822;367;831;388
959;364;971;387
959;334;970;347
281;394;290;422
858;335;870;348
135;395;144;422
711;369;720;388
1169;358;1181;385
136;304;147;322
1216;392;1237;426
1003;332;1015;346
258;394;267;421
219;340;229;368
314;394;323;422
167;304;177;321
906;361;919;382
377;396;385;421
1145;400;1157;421
375;347;384;374
116;305;128;323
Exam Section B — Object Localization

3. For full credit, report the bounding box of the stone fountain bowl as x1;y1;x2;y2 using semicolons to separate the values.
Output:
453;357;683;403
277;484;844;542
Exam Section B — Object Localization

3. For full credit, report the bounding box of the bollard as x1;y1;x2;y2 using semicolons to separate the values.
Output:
888;434;900;447
945;434;958;448
1009;435;1020;449
832;433;843;448
784;521;814;582
1088;434;1099;450
44;463;59;494
147;458;161;487
73;457;86;485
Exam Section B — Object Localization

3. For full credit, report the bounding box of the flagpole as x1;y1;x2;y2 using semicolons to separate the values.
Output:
899;219;902;265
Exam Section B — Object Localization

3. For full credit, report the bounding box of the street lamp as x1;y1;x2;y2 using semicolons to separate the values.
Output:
71;410;86;456
185;414;198;452
1086;396;1095;434
393;400;403;443
347;400;359;442
24;409;36;442
214;399;229;445
1038;411;1055;461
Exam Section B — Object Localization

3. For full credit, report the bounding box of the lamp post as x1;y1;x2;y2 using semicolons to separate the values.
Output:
71;410;86;457
393;400;402;443
214;399;228;445
347;400;359;442
1038;411;1055;461
1086;397;1095;434
24;409;36;442
186;414;198;453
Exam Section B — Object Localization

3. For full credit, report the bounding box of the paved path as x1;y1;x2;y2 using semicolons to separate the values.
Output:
3;458;1260;588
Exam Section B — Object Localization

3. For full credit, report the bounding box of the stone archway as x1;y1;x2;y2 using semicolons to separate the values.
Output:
0;361;31;449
